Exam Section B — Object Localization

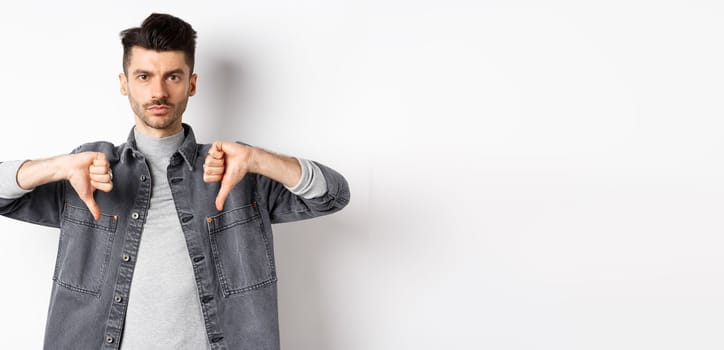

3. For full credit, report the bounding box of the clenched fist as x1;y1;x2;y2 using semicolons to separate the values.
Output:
67;152;114;220
17;152;114;221
203;141;254;211
202;141;302;212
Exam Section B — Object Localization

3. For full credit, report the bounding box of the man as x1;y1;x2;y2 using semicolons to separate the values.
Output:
0;13;349;349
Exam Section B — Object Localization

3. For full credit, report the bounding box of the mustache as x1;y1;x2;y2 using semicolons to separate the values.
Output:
144;99;174;108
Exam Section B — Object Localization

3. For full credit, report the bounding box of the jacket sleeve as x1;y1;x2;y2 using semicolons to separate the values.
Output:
256;161;350;224
0;161;65;229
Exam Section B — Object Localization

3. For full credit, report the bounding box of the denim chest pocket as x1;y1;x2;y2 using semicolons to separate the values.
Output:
207;201;277;296
54;203;117;297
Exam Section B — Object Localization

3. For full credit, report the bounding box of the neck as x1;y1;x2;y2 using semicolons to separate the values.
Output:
133;126;185;160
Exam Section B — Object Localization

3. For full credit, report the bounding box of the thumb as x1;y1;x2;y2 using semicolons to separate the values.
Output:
96;152;107;161
215;177;235;211
80;193;101;221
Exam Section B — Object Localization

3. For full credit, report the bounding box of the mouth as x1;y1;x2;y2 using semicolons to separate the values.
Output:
147;105;171;115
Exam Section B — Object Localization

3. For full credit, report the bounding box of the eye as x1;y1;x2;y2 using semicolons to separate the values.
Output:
168;74;180;81
137;74;148;81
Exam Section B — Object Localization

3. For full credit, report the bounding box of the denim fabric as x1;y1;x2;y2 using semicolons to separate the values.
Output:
0;124;350;349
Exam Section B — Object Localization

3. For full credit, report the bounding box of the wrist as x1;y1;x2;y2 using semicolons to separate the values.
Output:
246;146;261;174
54;155;73;181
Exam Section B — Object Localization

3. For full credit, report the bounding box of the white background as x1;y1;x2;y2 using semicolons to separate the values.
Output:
1;1;723;349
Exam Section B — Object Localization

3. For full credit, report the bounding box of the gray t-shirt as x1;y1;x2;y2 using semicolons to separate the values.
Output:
121;129;209;349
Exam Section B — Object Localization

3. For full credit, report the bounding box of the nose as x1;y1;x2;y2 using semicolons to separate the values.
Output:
151;77;168;100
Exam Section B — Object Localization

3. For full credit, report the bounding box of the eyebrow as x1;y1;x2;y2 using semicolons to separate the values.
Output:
164;69;187;76
131;68;188;76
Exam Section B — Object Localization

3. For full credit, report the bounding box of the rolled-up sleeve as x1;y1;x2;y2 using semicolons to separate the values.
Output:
0;160;64;228
0;160;33;199
284;158;328;199
258;161;350;224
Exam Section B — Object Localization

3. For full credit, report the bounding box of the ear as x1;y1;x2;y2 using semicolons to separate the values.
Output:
119;73;128;96
188;73;197;97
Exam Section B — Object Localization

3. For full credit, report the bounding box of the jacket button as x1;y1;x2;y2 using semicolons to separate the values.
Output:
140;175;147;182
193;256;205;263
131;212;140;220
201;296;214;303
114;295;123;303
122;254;131;262
211;336;224;343
105;336;114;343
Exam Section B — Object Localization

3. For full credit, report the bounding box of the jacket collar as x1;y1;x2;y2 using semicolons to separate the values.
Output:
120;123;199;170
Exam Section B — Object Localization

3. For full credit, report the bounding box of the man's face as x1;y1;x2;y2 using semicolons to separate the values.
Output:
119;46;197;137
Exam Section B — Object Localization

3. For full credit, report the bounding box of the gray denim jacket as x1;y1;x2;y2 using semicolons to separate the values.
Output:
0;124;350;349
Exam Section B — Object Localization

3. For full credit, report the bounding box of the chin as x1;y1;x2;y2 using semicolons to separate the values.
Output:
143;116;180;130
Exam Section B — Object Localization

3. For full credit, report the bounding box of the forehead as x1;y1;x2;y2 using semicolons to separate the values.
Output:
127;46;190;74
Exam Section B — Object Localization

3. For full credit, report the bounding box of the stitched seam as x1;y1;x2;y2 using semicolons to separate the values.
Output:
207;223;232;295
57;203;116;298
207;203;255;220
52;277;101;297
259;219;276;279
208;203;275;297
63;203;118;232
63;215;116;232
208;215;259;233
224;276;278;296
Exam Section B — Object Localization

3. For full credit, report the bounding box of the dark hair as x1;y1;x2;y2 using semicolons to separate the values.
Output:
120;13;197;74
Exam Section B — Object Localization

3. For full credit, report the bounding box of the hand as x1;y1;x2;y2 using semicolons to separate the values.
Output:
203;141;254;211
67;152;114;220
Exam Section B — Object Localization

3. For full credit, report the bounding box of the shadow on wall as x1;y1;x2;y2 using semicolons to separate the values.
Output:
203;54;357;349
274;214;358;350
199;55;249;141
